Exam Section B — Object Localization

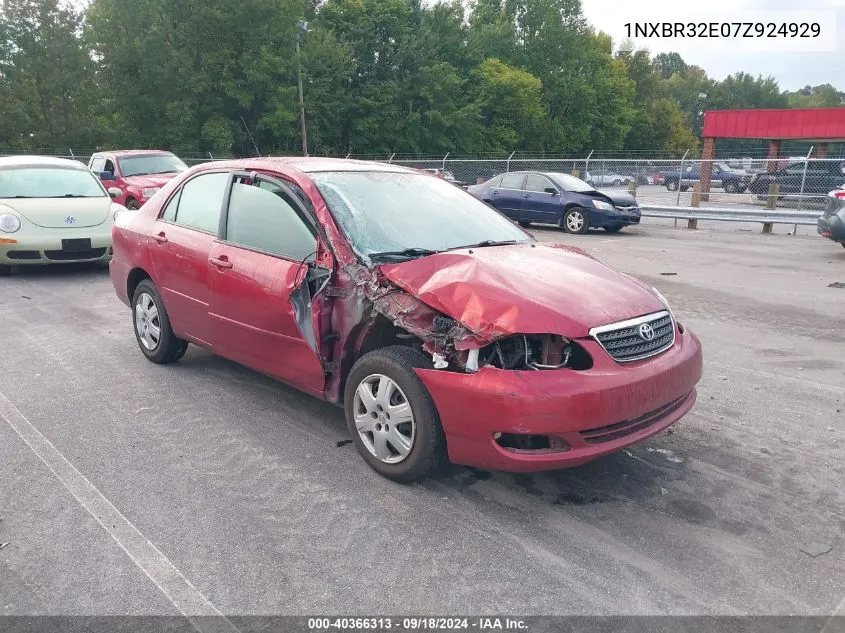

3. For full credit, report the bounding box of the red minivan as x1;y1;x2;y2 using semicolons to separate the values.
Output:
110;158;703;482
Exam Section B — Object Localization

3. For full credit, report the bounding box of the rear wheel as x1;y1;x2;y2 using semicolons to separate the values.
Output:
613;179;622;186
0;264;10;276
723;181;738;193
132;279;188;364
344;346;445;483
125;198;140;211
564;207;589;234
666;180;678;191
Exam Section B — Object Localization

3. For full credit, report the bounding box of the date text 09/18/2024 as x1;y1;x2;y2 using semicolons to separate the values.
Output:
307;617;528;631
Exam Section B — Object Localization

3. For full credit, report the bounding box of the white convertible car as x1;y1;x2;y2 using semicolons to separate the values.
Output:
0;156;127;275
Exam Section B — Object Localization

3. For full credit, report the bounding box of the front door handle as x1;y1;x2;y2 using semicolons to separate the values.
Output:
209;256;233;270
152;232;168;244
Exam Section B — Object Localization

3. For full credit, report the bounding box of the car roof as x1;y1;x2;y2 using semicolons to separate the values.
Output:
0;155;88;170
93;149;177;157
194;157;418;176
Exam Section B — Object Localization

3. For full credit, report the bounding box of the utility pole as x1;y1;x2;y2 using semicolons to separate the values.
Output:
296;20;311;157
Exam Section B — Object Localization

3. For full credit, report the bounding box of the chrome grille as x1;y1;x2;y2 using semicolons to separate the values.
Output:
590;311;675;363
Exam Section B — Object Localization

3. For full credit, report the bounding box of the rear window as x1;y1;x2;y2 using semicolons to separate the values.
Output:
0;167;106;198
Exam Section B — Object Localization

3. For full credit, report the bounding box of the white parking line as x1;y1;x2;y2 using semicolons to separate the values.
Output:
0;390;237;633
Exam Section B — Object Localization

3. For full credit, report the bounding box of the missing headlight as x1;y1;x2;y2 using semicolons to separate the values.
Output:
476;334;592;371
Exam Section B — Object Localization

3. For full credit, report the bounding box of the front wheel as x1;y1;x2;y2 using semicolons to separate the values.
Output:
344;346;445;483
613;179;622;186
132;279;188;364
125;198;140;211
0;264;10;277
723;182;738;193
666;180;678;191
563;207;589;234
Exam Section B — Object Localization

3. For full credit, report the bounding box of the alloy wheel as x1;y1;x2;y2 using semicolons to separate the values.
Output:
134;292;161;351
566;210;585;232
353;374;416;464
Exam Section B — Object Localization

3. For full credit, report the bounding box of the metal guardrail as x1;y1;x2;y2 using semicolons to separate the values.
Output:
638;203;820;232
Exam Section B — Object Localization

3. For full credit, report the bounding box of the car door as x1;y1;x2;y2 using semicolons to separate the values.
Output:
207;174;326;395
488;173;526;217
522;174;561;223
149;170;230;346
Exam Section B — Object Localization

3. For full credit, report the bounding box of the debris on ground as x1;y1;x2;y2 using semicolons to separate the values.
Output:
800;543;832;558
21;296;31;300
336;439;353;448
660;272;678;276
135;407;151;415
661;487;669;495
0;542;8;550
828;282;845;289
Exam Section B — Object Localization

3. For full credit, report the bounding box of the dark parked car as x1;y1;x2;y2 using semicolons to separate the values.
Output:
466;171;641;234
748;161;845;198
661;163;751;193
110;158;701;482
818;188;845;249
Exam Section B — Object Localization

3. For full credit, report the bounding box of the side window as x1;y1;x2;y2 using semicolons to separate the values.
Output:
225;179;317;261
784;163;805;174
524;174;553;192
90;157;106;173
104;158;116;174
161;189;181;222
173;172;229;233
499;173;524;189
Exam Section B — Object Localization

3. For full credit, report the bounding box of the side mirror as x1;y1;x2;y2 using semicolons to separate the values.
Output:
544;187;559;195
99;171;114;181
107;187;122;199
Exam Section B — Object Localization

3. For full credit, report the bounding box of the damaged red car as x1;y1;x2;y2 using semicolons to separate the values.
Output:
110;158;703;482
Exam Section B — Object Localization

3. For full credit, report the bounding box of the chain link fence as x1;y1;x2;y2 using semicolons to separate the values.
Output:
2;148;843;213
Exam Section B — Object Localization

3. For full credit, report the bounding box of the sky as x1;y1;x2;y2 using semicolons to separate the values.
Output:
581;0;845;91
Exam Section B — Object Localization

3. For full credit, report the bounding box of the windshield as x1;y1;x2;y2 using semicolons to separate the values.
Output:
547;173;595;193
311;171;532;259
119;154;188;177
0;167;106;198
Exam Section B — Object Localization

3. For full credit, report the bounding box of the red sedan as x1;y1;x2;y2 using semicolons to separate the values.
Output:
110;158;702;482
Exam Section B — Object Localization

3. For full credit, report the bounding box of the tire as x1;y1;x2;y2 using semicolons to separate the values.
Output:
723;182;737;193
613;179;622;186
518;220;532;227
0;264;10;276
344;345;446;483
563;207;589;234
604;226;623;233
131;279;188;364
666;180;678;191
680;185;689;192
125;198;140;211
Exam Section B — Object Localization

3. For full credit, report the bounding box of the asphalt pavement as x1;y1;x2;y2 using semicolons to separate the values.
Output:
1;220;844;617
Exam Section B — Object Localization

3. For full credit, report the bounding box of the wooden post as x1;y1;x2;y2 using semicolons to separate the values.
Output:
766;182;779;210
571;169;580;178
627;180;637;198
762;223;773;234
690;183;701;208
687;218;698;229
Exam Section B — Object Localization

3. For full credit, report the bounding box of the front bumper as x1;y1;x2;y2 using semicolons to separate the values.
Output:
416;328;702;472
589;207;641;228
0;224;113;265
817;214;845;243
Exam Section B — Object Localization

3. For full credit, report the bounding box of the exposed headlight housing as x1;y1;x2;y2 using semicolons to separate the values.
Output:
591;200;616;211
142;187;160;198
0;213;21;233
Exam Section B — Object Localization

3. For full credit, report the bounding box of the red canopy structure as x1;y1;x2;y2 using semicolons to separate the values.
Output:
698;107;845;193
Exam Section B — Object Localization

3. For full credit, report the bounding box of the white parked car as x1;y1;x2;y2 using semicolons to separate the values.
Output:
0;156;127;275
584;170;634;187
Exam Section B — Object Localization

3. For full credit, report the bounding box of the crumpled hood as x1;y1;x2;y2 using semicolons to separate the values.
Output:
598;190;638;207
378;243;664;340
123;173;180;189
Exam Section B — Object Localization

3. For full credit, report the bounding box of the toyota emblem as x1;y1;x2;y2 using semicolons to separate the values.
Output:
638;323;655;341
65;216;77;225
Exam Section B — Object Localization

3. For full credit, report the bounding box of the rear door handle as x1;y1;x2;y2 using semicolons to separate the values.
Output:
491;190;499;195
209;256;233;270
152;232;168;244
